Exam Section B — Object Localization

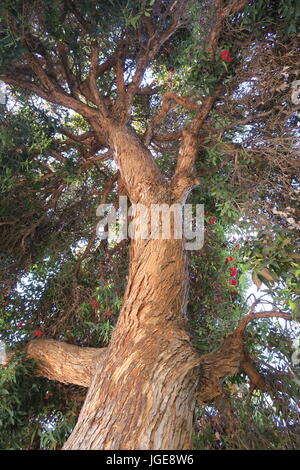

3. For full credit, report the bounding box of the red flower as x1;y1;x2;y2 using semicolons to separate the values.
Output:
229;267;238;277
90;299;100;309
220;50;233;62
225;257;229;264
17;322;24;328
2;301;8;306
234;244;241;250
229;279;238;286
167;70;174;81
103;309;113;318
209;218;217;225
229;256;235;262
231;290;238;295
33;330;44;337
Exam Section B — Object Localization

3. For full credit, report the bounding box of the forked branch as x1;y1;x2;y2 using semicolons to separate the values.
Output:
197;310;292;404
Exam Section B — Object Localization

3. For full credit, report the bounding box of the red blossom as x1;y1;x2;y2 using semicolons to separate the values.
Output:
231;290;238;295
167;71;174;81
209;218;217;225
2;301;9;306
229;279;238;286
33;330;44;337
17;322;24;328
229;267;238;277
90;299;100;309
220;50;233;62
225;257;229;264
103;309;113;318
229;256;235;262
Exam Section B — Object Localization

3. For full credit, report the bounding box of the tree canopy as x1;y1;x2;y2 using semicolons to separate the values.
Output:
0;0;299;450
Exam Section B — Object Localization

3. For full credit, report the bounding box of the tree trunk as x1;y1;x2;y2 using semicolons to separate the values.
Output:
63;237;201;450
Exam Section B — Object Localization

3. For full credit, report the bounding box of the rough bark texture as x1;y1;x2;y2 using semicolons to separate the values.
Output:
197;332;244;404
5;121;290;449
25;339;107;387
59;122;203;449
0;0;284;451
63;237;201;450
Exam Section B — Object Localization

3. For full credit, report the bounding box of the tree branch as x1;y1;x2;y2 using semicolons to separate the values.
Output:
171;88;223;201
25;339;107;387
197;310;293;404
87;45;108;117
236;311;292;337
1;75;96;119
207;0;250;54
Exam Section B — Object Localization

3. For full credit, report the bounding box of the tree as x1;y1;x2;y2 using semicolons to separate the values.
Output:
0;0;299;450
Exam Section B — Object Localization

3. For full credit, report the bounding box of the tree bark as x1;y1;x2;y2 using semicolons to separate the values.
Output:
8;119;291;449
60;120;202;450
63;237;201;450
25;339;107;387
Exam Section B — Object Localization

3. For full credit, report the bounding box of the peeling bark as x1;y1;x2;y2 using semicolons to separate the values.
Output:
63;238;201;450
9;295;291;449
197;311;292;404
197;332;244;404
25;339;107;387
0;0;289;452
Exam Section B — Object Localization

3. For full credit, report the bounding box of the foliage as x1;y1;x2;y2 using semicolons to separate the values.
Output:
0;352;82;449
0;0;299;450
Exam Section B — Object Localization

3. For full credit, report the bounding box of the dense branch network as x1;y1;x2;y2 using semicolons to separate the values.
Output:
0;1;299;447
0;0;253;200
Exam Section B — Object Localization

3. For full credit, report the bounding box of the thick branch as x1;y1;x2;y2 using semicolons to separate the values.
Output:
145;92;200;145
171;89;223;202
1;75;96;119
91;118;165;204
197;310;292;404
25;339;107;387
